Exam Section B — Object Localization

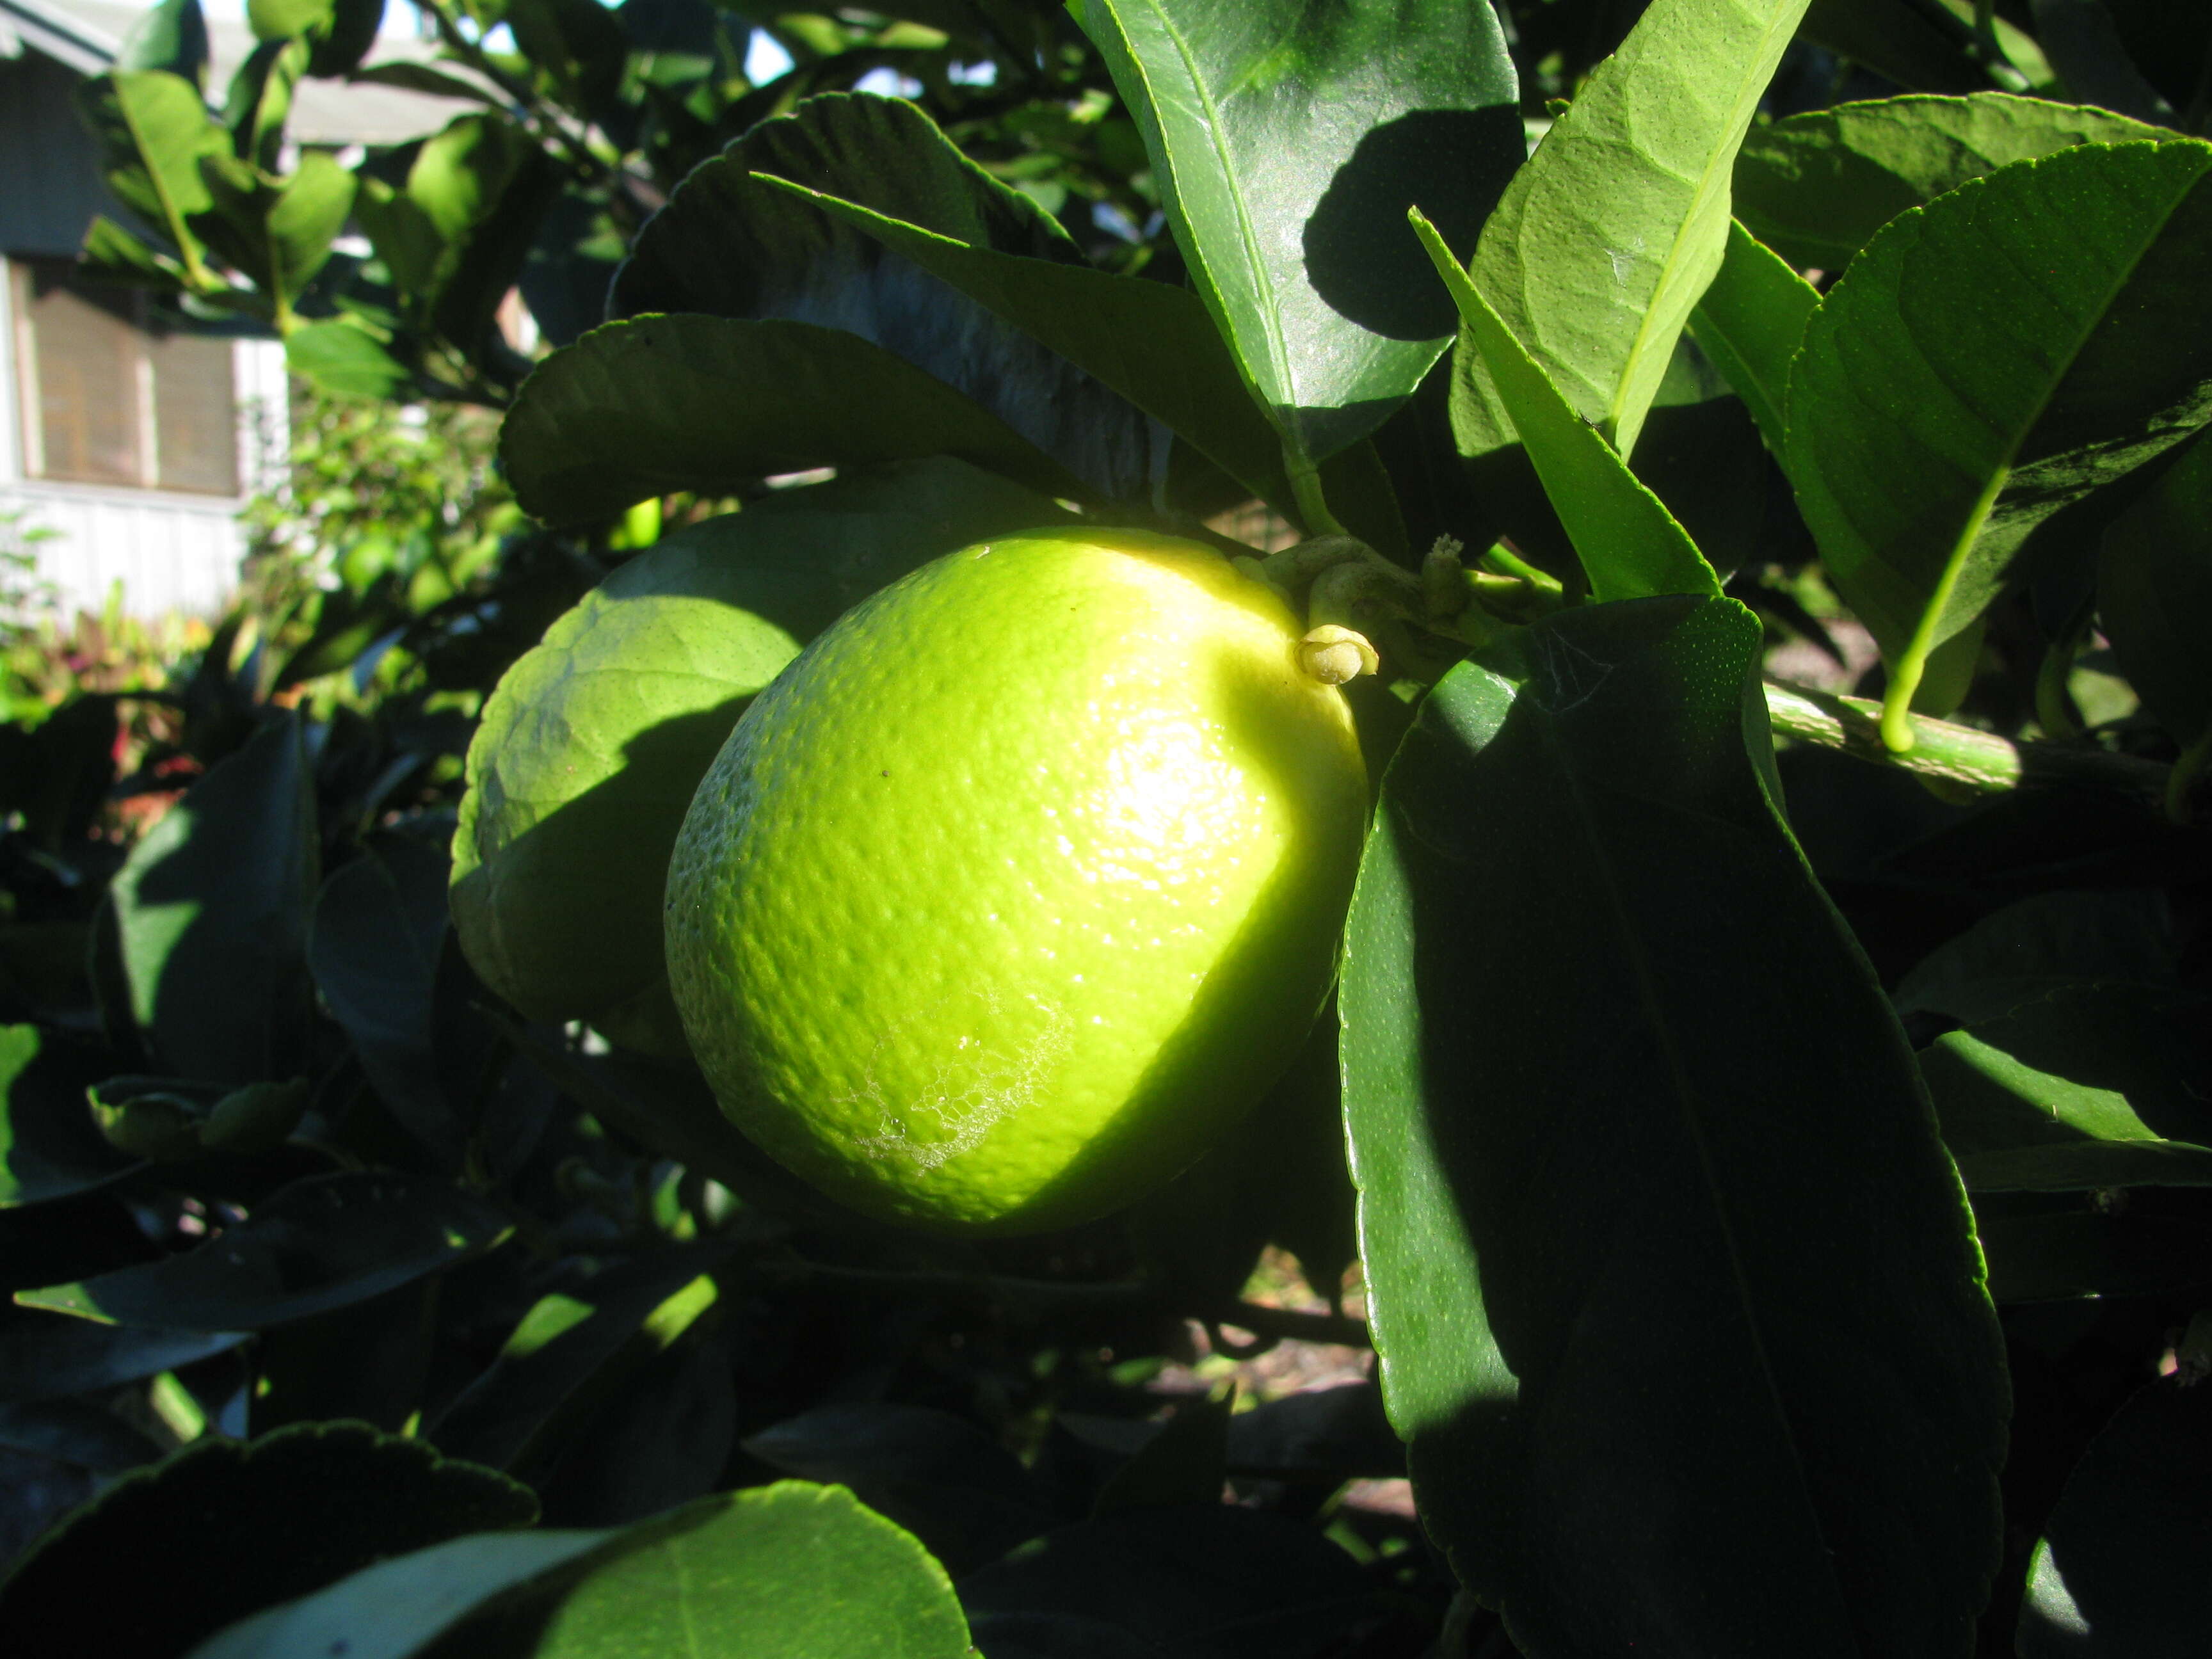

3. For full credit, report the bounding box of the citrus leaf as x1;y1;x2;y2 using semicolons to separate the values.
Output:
118;0;211;86
2019;1379;2212;1655
0;1025;136;1207
1923;986;2212;1190
751;175;1410;555
1454;0;1813;465
751;178;1278;502
430;1244;736;1477
2098;424;2212;781
1413;213;1719;603
499;316;1087;524
14;1171;511;1330
2033;0;2176;124
265;150;357;306
106;712;317;1086
0;1311;244;1403
614;93;1156;502
1688;219;1818;451
76;70;229;282
186;1531;616;1659
1783;139;2212;748
1070;0;1521;465
1893;889;2177;1025
1734;92;2164;272
525;1482;970;1657
1799;0;1990;95
307;832;456;1157
191;1482;969;1659
221;35;306;175
0;1421;534;1659
741;1402;1047;1575
1340;595;2008;1655
286;317;410;399
960;1505;1378;1658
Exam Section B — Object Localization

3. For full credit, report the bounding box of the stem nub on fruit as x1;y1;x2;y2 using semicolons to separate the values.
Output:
1300;625;1380;685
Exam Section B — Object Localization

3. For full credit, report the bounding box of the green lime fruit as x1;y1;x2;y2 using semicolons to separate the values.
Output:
664;527;1369;1233
451;460;1069;1055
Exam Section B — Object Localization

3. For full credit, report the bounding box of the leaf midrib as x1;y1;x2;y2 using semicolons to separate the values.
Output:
1121;0;1295;411
1884;145;2209;682
1544;707;1852;1629
1605;0;1808;456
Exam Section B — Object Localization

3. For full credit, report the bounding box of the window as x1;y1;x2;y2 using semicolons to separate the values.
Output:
10;259;239;495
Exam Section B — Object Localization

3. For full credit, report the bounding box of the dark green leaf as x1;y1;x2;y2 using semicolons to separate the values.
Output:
750;172;1270;504
106;713;317;1086
0;1192;159;1297
431;1246;735;1476
1976;1198;2212;1302
15;1171;511;1330
1783;140;2212;744
221;36;305;172
198;1482;968;1659
1093;1391;1230;1515
0;1308;245;1404
0;1422;535;1659
118;0;211;86
517;1482;972;1656
185;1531;616;1659
741;1402;1047;1575
250;1277;437;1436
1688;219;1818;451
0;1398;165;1474
1071;0;1521;463
1455;0;1811;463
1922;986;2212;1189
307;0;385;77
2099;424;2212;765
76;71;229;278
1735;93;2163;272
348;59;502;105
309;832;457;1155
961;1505;1377;1659
499;315;1086;524
533;1315;737;1528
506;0;627;121
1893;889;2177;1024
1800;0;1991;95
614;93;1153;502
286;317;410;399
1415;214;1719;603
2034;0;2177;124
499;1023;833;1219
0;1025;136;1207
1340;596;2007;1654
79;215;189;287
266;151;357;305
2019;1379;2212;1655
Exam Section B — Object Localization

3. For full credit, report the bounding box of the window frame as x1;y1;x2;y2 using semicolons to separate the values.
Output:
8;256;243;499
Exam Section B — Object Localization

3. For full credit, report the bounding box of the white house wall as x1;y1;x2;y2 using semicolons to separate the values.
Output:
0;260;287;621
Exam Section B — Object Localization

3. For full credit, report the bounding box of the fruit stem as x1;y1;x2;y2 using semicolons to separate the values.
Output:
1285;450;1347;536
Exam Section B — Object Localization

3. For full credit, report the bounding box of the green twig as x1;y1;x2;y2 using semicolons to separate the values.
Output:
1763;677;2179;805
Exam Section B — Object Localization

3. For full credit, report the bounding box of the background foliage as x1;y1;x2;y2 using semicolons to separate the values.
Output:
3;1;2210;1656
